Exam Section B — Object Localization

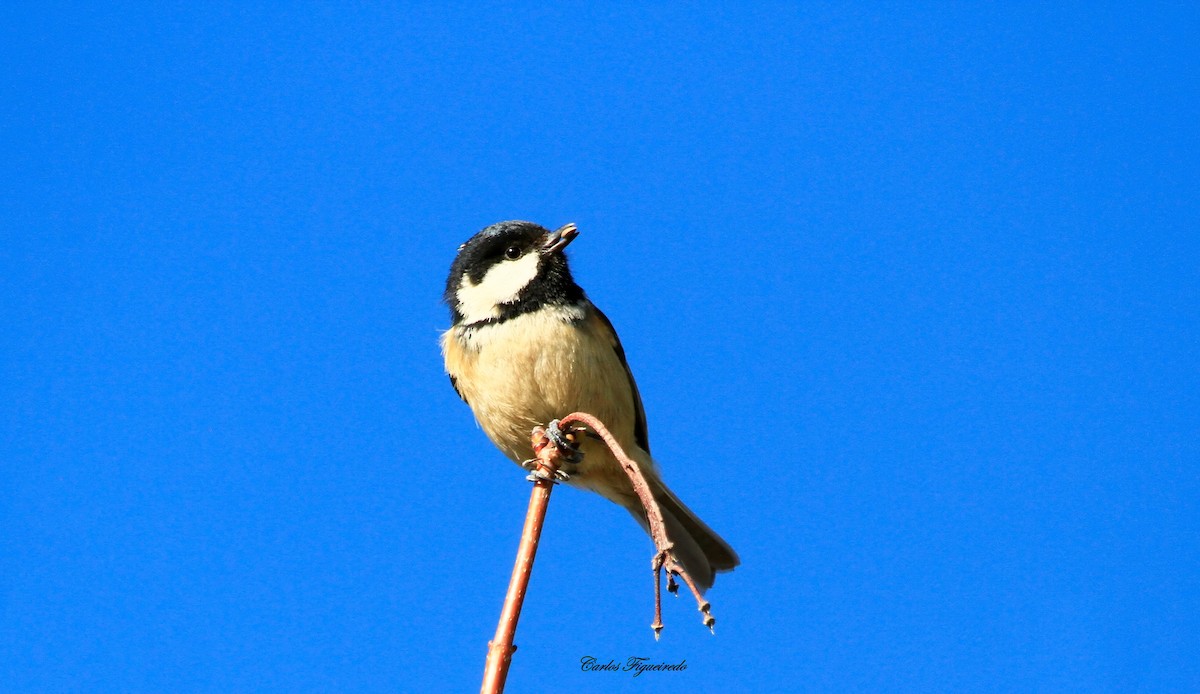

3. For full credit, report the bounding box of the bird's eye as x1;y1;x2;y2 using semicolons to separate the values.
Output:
504;245;522;260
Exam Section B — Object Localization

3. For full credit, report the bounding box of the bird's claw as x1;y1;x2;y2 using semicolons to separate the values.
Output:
546;419;584;463
524;421;578;483
526;469;558;483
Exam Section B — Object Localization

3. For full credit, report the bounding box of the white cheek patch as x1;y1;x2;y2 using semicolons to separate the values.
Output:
456;252;541;324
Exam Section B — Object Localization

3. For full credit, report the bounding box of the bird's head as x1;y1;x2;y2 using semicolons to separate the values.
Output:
444;221;583;326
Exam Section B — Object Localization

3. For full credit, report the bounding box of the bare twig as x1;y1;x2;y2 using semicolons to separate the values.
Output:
480;412;718;692
555;412;716;637
480;426;565;694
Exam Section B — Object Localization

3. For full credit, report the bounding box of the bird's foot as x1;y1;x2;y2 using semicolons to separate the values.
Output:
522;447;571;483
525;468;571;483
545;419;584;464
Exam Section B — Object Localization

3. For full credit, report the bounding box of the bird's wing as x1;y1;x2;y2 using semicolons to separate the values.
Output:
589;305;650;454
449;374;466;403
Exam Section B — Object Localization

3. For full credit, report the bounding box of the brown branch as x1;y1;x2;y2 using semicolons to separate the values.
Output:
479;426;565;694
480;412;718;692
556;412;715;637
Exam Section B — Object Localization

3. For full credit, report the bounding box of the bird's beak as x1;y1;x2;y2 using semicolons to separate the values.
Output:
542;223;579;254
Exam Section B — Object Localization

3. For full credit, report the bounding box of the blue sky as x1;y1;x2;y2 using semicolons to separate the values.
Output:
2;4;1197;692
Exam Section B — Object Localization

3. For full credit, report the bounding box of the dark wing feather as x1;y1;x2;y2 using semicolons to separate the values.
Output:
591;306;651;454
449;374;466;403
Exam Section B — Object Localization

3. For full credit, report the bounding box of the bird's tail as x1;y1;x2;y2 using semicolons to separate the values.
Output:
620;470;740;594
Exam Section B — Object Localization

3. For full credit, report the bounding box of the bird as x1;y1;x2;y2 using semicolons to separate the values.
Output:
440;220;739;592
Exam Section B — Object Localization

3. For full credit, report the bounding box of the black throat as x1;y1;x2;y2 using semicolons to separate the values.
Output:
459;291;588;331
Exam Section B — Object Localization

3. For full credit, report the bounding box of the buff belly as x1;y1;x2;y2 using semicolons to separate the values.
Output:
442;309;647;501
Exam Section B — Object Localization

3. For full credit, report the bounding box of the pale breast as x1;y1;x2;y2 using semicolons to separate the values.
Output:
442;308;638;464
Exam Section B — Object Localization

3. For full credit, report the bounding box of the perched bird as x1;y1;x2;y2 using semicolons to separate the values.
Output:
441;220;739;592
